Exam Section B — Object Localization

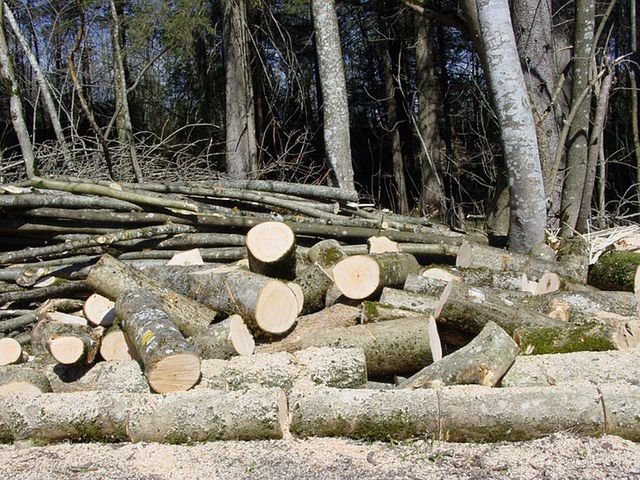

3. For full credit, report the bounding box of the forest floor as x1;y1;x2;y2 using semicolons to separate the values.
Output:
1;433;638;479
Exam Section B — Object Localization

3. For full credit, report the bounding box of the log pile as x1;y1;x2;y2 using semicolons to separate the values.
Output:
1;176;639;444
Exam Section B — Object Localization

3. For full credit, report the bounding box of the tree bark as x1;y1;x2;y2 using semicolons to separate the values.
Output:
588;251;640;292
188;314;255;360
0;365;51;396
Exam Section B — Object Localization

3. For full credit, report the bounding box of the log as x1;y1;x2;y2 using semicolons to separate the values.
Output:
333;253;420;300
99;324;138;362
116;290;201;393
196;347;367;391
0;388;288;443
119;247;247;262
456;241;586;283
555;236;589;285
405;270;525;293
0;338;26;366
83;293;116;327
289;383;640;442
378;288;442;315
246;222;297;280
41;360;150;393
306;239;347;267
45;323;103;365
188;315;255;360
142;265;297;336
360;301;418;323
501;350;640;387
292;264;333;315
435;281;565;335
398;321;519;389
0;365;51;396
588;251;640;292
86;254;215;337
0;193;142;211
367;236;399;254
255;304;360;354
0;280;85;305
166;248;204;266
31;312;89;356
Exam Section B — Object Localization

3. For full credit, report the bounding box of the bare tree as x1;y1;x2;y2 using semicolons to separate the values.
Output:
631;0;640;203
311;0;355;191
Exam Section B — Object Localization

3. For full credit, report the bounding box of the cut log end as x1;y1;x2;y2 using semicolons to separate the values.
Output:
0;337;23;366
229;314;256;355
48;336;85;364
422;268;460;283
535;272;561;295
287;282;305;315
256;281;299;334
147;353;201;393
367;236;399;254
166;248;204;266
0;381;43;396
434;281;453;319
83;293;116;327
100;329;138;362
276;389;290;435
246;222;295;263
333;255;380;300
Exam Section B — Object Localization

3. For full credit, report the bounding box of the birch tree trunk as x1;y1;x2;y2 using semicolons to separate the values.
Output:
311;0;356;191
222;0;258;179
0;2;35;178
560;0;595;235
631;0;640;204
475;0;546;252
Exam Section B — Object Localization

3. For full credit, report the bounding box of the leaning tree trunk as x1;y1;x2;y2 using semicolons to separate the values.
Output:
311;0;355;191
476;0;546;252
559;0;595;235
222;0;258;179
0;2;35;179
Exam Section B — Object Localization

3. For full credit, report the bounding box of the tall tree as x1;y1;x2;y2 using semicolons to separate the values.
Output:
311;0;355;191
222;0;258;179
476;0;546;251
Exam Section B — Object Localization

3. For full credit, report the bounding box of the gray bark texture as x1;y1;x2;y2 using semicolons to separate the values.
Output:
379;287;442;315
311;0;356;190
0;365;52;395
188;315;254;360
39;360;150;393
44;322;103;365
222;0;258;179
293;264;334;314
475;0;546;251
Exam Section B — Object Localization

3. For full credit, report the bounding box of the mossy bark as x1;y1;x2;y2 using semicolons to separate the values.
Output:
588;251;640;292
378;288;441;316
45;323;103;365
0;365;52;395
188;316;254;360
293;264;334;314
306;239;347;267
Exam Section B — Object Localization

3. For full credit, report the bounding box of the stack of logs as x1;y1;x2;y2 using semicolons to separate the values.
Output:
1;176;640;444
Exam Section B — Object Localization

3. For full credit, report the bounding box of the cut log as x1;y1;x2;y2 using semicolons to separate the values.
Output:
246;222;297;280
116;290;201;393
367;236;399;254
292;264;333;315
197;347;367;392
255;304;360;354
41;360;150;393
456;240;587;283
45;323;103;365
555;236;589;285
0;338;26;366
333;253;420;300
588;251;640;292
188;315;255;360
379;288;441;315
306;239;347;267
86;254;215;337
166;248;204;266
83;293;116;327
300;317;435;377
142;265;297;336
421;267;462;282
0;365;51;396
99;324;139;362
289;383;640;442
360;301;418;323
287;282;304;314
435;281;564;335
501;350;640;387
398;321;519;389
30;311;88;356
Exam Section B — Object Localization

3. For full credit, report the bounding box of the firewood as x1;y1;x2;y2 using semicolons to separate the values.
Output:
83;293;116;327
333;252;420;300
45;323;103;365
166;248;204;266
287;282;305;314
31;311;88;356
99;325;138;362
188;314;255;360
0;193;142;211
116;290;201;393
378;288;442;315
406;270;526;293
501;350;640;387
367;236;399;254
360;301;418;323
0;338;26;366
588;251;640;292
246;222;297;280
86;254;215;337
398;321;519;388
0;365;51;396
41;360;150;393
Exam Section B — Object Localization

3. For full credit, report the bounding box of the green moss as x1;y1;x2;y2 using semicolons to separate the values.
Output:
516;323;613;355
362;301;379;320
163;431;194;445
316;247;344;267
588;251;640;291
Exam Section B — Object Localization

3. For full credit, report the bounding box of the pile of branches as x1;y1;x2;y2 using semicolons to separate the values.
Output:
0;175;640;444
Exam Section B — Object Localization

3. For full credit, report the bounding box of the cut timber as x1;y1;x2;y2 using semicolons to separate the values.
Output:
555;236;589;286
46;323;103;365
0;338;25;366
86;254;215;337
333;253;420;300
534;272;561;295
289;383;640;442
421;267;461;282
501;350;640;387
287;282;304;314
196;347;367;391
30;311;88;356
83;293;116;327
588;251;640;292
367;236;399;254
188;315;255;360
142;265;297;336
41;360;150;393
306;239;347;267
379;288;442;315
0;366;51;396
360;301;418;323
246;222;297;280
456;241;587;283
99;325;138;362
301;317;435;377
293;264;333;315
166;248;204;266
435;282;564;335
255;304;360;354
398;321;519;388
116;290;201;393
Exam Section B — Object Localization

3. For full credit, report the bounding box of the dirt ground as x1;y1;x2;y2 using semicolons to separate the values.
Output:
1;433;639;479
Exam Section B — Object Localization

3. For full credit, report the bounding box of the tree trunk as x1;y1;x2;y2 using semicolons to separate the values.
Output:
475;0;546;252
588;251;640;292
0;365;51;396
560;0;595;235
222;0;258;179
311;0;355;191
